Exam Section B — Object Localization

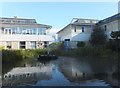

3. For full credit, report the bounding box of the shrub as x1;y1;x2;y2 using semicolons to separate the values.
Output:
77;41;85;48
90;24;107;46
49;42;64;55
106;40;120;51
0;46;4;50
2;49;47;63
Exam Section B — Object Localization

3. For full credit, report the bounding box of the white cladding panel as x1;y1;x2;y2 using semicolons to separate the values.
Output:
59;34;72;41
0;35;54;41
71;33;91;41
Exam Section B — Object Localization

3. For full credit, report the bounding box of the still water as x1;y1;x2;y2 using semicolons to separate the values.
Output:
2;56;119;87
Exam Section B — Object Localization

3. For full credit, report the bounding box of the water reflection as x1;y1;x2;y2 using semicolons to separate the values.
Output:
2;62;52;86
58;57;94;82
2;56;117;87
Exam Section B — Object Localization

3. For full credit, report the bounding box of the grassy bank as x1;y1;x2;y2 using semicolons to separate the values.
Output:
51;43;120;59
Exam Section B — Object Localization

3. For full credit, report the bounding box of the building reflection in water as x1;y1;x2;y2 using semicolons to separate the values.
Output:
2;62;53;86
2;57;114;86
58;57;94;82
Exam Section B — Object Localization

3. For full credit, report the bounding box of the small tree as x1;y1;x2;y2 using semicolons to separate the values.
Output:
110;31;120;51
110;31;120;80
90;24;107;47
110;31;120;40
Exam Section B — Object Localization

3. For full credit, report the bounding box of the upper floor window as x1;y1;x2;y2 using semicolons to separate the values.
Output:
104;25;107;31
82;26;85;32
38;28;46;35
8;29;12;34
1;27;4;34
5;29;7;34
74;26;76;32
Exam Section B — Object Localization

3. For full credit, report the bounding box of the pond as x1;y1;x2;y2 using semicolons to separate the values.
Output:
1;56;119;87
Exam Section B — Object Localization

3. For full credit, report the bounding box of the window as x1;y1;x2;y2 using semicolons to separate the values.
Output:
22;29;26;34
105;25;107;31
38;29;42;35
29;30;32;34
33;29;36;35
1;27;4;34
74;26;76;32
5;29;7;34
19;41;26;49
65;39;70;41
6;41;12;49
42;29;46;35
30;41;36;49
44;41;48;48
82;26;84;32
26;30;30;34
12;28;17;34
8;29;11;34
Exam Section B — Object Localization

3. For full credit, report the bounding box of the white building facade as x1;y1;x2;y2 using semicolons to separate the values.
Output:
0;17;54;49
57;18;99;42
98;13;120;39
57;13;120;49
57;18;99;48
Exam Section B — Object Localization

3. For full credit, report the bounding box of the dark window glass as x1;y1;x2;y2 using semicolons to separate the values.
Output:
82;26;84;32
65;39;70;41
105;25;107;31
6;41;12;49
19;41;26;49
74;26;76;32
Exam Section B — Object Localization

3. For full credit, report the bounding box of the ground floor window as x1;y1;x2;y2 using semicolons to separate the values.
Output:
30;41;36;49
6;41;12;49
44;41;48;48
19;41;26;49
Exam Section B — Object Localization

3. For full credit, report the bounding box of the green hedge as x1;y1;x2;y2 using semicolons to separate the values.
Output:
52;45;119;59
2;49;47;63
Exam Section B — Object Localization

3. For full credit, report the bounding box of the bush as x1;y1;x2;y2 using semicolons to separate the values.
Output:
49;42;64;55
0;46;4;50
90;24;107;46
2;49;47;63
77;41;85;48
106;40;120;51
2;50;22;63
69;46;114;58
